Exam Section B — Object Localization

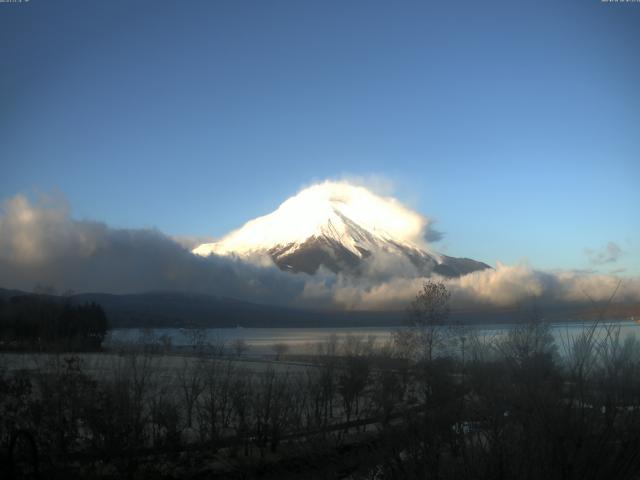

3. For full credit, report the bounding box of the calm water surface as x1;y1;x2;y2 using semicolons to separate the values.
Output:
106;319;640;355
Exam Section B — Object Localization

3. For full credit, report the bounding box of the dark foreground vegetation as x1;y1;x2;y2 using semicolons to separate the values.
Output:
2;282;640;479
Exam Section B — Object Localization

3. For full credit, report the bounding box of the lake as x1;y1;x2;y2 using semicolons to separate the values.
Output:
105;319;640;355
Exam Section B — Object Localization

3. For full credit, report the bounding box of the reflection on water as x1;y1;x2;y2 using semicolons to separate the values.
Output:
105;320;640;355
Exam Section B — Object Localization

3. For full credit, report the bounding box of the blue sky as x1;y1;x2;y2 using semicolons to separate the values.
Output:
1;0;639;276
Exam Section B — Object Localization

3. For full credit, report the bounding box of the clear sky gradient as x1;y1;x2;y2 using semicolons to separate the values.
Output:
1;0;639;275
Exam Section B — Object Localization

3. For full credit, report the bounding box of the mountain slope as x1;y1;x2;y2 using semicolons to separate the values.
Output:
194;182;491;277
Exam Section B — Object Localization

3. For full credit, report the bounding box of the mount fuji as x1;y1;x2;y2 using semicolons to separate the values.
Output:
193;182;491;278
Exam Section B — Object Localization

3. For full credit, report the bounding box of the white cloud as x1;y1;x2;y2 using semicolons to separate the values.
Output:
299;261;640;310
0;193;306;303
1;191;638;312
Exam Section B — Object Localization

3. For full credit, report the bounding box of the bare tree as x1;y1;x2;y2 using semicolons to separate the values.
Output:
231;338;249;357
338;355;371;428
342;334;376;358
253;368;292;454
197;359;236;448
158;333;173;354
406;280;451;362
208;332;226;357
229;369;253;457
392;327;422;360
273;342;289;361
496;319;556;368
177;357;205;429
182;327;207;355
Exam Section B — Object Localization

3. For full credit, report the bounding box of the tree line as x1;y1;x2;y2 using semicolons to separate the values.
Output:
0;294;108;350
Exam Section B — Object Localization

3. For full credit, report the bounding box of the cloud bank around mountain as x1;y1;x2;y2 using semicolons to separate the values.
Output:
1;190;638;311
0;193;306;304
301;262;640;310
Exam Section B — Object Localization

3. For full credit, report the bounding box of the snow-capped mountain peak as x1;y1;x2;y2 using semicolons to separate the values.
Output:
193;181;490;277
194;181;429;256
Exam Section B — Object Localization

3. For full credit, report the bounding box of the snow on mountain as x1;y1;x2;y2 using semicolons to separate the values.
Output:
193;181;490;277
